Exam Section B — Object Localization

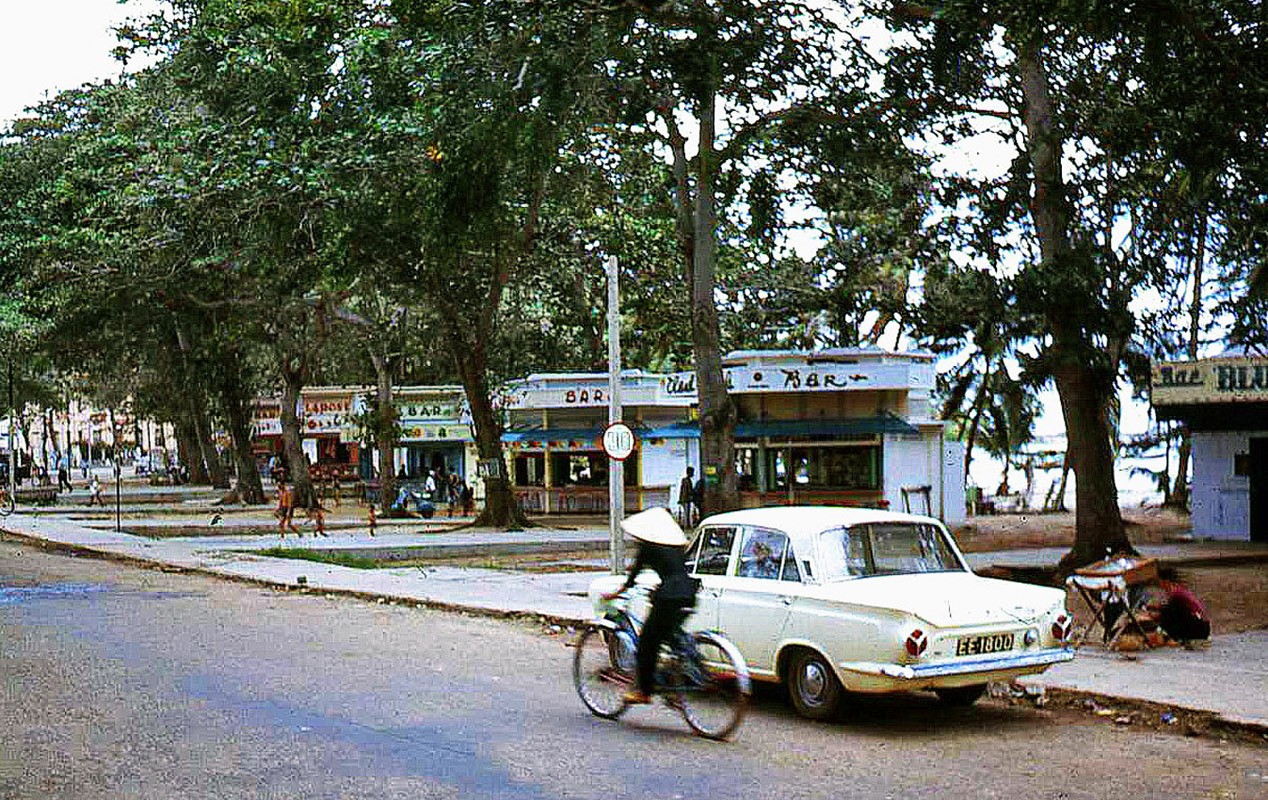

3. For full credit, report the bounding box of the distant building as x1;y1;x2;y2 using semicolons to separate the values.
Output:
501;348;965;523
250;349;966;524
1151;351;1268;542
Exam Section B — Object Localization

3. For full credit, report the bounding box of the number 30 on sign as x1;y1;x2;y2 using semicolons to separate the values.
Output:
602;422;636;461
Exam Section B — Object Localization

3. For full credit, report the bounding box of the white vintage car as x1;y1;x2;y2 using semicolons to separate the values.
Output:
590;506;1075;720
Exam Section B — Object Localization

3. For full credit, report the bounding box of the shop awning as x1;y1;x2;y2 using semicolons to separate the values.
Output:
501;427;603;444
501;415;919;444
735;416;918;438
642;422;701;439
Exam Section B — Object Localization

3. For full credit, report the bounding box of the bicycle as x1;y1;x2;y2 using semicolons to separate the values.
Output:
572;585;751;741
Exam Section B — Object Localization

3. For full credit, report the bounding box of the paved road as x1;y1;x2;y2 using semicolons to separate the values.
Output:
2;539;1265;800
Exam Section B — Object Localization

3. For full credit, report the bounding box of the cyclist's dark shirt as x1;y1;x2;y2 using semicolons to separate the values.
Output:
621;541;697;602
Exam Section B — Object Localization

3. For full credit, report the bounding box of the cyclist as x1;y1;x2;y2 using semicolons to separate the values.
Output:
602;507;699;705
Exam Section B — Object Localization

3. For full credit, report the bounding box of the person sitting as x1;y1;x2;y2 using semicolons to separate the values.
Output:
740;540;780;579
392;485;412;511
1148;566;1211;647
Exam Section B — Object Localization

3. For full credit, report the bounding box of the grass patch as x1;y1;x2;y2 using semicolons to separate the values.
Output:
257;547;381;569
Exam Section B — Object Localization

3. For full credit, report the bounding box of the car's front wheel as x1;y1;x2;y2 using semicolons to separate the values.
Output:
786;649;843;720
934;684;987;707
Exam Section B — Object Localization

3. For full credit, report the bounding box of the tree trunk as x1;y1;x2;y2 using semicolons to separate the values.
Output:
662;76;739;518
690;85;739;516
174;413;208;484
1170;213;1208;509
370;353;399;517
217;354;266;505
223;397;265;504
445;317;527;529
1053;364;1133;568
962;359;995;486
279;366;315;509
1054;458;1071;512
1016;37;1128;570
189;392;229;489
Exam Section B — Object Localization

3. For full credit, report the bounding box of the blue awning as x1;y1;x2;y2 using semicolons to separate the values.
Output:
642;422;701;440
502;425;601;443
735;416;918;438
501;416;917;444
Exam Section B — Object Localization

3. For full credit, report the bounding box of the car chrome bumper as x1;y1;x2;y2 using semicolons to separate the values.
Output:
839;647;1075;681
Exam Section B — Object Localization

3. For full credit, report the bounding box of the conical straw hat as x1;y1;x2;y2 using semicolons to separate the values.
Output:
620;507;687;546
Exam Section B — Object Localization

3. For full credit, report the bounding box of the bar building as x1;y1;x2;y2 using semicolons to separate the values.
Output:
1151;351;1268;542
502;348;964;523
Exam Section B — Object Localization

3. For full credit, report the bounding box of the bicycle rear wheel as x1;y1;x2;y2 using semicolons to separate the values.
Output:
676;631;751;741
572;625;633;719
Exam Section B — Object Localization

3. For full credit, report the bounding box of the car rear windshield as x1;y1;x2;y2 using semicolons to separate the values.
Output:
818;523;965;579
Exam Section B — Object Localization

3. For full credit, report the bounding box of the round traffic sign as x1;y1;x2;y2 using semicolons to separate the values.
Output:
601;422;636;461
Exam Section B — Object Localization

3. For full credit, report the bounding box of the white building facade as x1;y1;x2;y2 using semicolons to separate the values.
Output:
502;348;965;524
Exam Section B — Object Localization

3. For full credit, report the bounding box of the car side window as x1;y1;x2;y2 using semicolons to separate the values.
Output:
780;546;802;582
693;526;736;576
737;527;791;581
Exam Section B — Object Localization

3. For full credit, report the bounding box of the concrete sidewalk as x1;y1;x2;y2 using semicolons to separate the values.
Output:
2;510;1266;732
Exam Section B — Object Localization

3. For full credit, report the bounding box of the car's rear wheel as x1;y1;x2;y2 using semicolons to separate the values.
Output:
786;649;843;720
934;684;987;707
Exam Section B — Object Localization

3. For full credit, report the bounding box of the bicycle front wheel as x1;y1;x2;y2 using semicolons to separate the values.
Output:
572;625;632;720
677;630;751;741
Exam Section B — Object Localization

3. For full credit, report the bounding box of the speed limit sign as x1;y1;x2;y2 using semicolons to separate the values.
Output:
601;422;637;461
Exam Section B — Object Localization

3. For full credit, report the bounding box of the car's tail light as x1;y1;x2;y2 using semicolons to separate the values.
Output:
904;629;928;657
1050;614;1072;642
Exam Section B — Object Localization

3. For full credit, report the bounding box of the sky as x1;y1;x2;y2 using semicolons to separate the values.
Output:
0;0;157;127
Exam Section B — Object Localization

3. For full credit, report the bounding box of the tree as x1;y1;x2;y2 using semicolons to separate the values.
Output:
602;0;896;513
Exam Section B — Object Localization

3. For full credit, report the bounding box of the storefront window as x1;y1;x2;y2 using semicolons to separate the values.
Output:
515;452;638;487
763;446;879;491
548;451;638;486
514;454;546;486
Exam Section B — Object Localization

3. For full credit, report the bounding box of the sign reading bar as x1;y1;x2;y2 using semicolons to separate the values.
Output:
1152;357;1268;405
658;362;930;399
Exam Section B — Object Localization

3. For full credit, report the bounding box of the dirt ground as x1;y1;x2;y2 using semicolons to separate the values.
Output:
949;505;1195;552
951;506;1268;635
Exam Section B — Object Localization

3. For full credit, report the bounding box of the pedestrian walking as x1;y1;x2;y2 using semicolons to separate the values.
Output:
461;480;474;516
305;500;330;538
677;466;696;527
57;454;72;492
276;478;299;537
447;473;460;517
87;475;103;506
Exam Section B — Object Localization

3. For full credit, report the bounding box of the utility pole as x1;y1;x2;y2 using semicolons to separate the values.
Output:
606;255;625;574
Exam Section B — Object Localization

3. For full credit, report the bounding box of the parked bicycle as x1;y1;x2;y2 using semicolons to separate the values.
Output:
572;585;751;740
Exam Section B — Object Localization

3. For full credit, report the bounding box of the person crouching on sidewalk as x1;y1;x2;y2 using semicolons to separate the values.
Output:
1150;566;1211;647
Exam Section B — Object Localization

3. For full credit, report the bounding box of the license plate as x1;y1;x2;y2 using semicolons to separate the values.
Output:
956;632;1015;656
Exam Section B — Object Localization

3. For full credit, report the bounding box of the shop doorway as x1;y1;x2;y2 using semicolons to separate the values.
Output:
1251;438;1267;543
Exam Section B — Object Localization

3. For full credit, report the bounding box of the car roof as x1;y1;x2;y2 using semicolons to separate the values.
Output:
697;506;943;537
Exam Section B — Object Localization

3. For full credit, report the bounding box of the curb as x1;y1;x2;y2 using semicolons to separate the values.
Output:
1;527;590;631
